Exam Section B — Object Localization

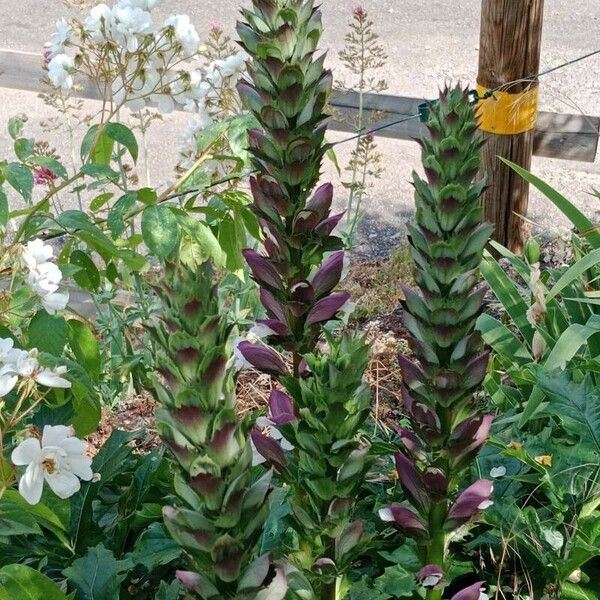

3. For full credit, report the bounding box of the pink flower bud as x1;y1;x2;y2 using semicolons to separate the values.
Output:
311;251;345;298
445;479;493;530
268;389;296;425
251;429;287;470
450;582;488;600
416;564;444;589
379;504;428;539
305;292;351;326
237;341;288;376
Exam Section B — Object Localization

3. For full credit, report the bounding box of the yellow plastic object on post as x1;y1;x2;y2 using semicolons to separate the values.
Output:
476;84;539;135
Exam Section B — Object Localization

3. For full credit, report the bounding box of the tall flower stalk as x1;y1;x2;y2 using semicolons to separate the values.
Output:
236;1;372;598
380;87;494;600
337;5;387;247
149;259;283;599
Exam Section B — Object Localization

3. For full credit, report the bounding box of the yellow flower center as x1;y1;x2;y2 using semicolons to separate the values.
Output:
42;457;57;474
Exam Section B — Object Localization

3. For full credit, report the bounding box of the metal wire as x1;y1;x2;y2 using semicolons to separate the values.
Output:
332;47;600;147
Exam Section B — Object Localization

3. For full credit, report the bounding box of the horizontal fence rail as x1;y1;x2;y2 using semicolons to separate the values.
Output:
0;49;597;162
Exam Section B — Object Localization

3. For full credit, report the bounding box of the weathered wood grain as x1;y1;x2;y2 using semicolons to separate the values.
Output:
477;0;545;253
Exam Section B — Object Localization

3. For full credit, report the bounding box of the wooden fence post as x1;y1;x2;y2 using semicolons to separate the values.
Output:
477;0;545;254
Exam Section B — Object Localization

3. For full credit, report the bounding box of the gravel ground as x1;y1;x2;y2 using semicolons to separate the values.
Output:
0;0;598;257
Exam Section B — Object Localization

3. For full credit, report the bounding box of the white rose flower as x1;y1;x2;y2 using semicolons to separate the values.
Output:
112;5;154;53
27;261;63;296
84;3;114;43
48;53;75;91
47;17;71;59
164;14;200;57
21;239;54;271
220;52;247;77
11;425;93;505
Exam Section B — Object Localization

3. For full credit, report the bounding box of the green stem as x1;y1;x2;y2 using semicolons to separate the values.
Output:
425;501;447;600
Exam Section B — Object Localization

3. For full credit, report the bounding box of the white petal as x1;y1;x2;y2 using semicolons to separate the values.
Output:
42;425;72;448
280;438;294;452
490;466;506;478
0;337;14;358
46;470;81;499
250;439;266;467
65;454;93;481
35;369;71;389
59;436;87;455
41;291;69;314
0;372;18;397
19;462;44;505
256;416;275;429
11;438;41;465
378;507;394;522
478;500;494;510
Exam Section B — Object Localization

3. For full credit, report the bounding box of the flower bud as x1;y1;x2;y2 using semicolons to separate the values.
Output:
525;238;541;264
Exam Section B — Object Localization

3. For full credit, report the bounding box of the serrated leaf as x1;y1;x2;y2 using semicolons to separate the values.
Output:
63;544;129;600
125;522;182;571
104;122;138;163
141;205;179;258
155;581;182;600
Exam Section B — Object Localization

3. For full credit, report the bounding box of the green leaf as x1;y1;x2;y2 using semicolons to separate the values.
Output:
29;156;68;179
71;391;101;437
501;158;600;249
81;125;114;166
14;138;34;161
561;582;600;600
107;191;136;238
63;544;129;600
481;250;535;345
1;489;68;542
546;248;600;302
0;187;8;227
104;122;138;163
68;320;101;381
125;522;182;572
155;581;182;600
70;249;100;292
194;120;229;154
477;313;532;365
80;164;120;180
89;192;113;212
536;370;600;456
544;314;600;370
28;311;68;356
4;163;33;201
8;116;24;140
0;564;68;599
141;205;179;258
